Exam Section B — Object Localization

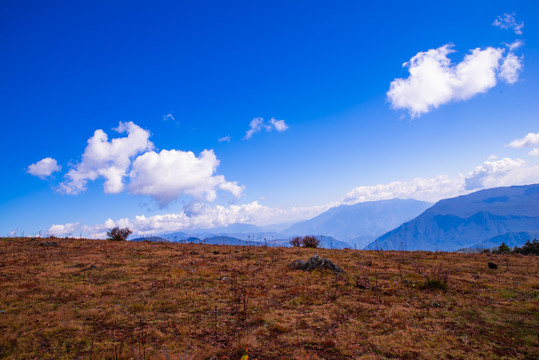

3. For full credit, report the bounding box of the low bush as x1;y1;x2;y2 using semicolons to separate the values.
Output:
289;235;321;248
106;227;132;241
289;236;302;247
301;236;320;248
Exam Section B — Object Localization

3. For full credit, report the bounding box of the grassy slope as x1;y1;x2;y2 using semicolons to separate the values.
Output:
0;238;537;359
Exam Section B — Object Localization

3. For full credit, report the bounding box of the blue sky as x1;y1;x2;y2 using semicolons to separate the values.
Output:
1;1;538;237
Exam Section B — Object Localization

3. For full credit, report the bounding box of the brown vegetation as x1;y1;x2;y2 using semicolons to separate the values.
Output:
0;237;538;359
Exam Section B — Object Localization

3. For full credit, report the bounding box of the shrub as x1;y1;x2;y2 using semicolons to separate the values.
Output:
289;236;302;247
493;242;511;254
106;227;132;241
513;239;539;255
301;236;320;248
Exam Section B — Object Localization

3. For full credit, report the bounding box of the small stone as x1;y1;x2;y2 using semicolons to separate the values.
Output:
488;262;498;269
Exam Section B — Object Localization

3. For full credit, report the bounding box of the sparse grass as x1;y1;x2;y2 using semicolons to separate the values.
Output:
0;238;538;359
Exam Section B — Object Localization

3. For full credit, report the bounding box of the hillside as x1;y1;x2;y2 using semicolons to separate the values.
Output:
1;237;537;359
367;184;539;251
284;199;432;248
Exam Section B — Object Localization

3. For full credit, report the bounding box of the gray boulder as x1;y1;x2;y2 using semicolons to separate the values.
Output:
290;255;345;274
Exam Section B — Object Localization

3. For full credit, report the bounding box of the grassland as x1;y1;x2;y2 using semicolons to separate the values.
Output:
0;237;537;359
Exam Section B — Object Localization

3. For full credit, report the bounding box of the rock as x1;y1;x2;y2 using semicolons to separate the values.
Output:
488;262;498;269
290;255;345;274
290;260;306;270
38;242;58;247
87;265;98;270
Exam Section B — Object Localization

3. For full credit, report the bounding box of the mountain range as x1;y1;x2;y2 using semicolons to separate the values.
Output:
131;184;539;251
367;184;539;251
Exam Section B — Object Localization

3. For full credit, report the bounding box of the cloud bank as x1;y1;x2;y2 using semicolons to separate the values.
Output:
387;44;523;117
344;157;539;204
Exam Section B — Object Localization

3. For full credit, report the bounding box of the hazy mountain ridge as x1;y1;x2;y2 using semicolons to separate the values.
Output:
367;184;539;251
133;233;350;249
284;199;432;248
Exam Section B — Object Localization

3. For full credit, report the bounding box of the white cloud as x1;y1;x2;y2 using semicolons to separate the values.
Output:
27;157;61;179
59;122;154;194
218;136;231;143
493;13;524;35
387;44;522;117
48;153;539;238
499;53;523;84
464;157;529;190
343;175;466;204
128;149;244;206
507;132;539;148
245;117;288;139
529;148;539;157
48;201;333;238
344;157;539;204
270;118;289;132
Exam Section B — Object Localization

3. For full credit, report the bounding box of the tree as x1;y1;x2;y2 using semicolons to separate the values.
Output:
496;242;511;254
106;227;132;241
514;239;539;255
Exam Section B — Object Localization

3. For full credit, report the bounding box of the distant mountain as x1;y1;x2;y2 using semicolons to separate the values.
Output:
131;236;170;242
132;233;350;249
367;184;539;251
469;231;539;250
284;199;432;249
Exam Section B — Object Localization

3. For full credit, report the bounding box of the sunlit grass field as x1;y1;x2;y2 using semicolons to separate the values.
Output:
0;238;537;359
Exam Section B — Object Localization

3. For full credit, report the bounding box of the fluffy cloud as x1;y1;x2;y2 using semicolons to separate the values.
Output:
27;157;61;179
270;118;288;131
245;117;288;139
387;44;522;117
493;13;524;35
59;122;154;194
529;149;539;157
507;132;539;148
464;157;528;190
344;157;539;204
128;149;244;206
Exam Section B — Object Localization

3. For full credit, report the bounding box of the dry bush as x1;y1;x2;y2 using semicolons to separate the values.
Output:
289;237;302;247
301;236;320;248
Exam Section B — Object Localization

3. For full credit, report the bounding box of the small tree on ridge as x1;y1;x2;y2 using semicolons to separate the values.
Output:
106;227;132;241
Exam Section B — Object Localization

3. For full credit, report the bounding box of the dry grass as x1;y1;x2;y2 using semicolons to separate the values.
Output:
0;237;538;359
